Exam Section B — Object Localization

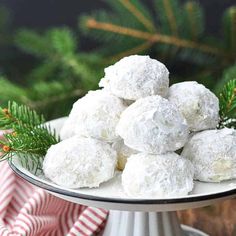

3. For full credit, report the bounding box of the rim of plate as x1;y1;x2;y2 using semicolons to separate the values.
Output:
9;160;236;205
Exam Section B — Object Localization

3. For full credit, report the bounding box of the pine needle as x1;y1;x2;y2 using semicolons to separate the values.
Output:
219;79;236;128
0;102;59;173
118;0;156;32
162;0;179;36
184;1;204;40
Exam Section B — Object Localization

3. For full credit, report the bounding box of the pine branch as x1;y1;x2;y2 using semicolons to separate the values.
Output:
3;126;56;157
15;29;52;58
15;28;102;88
15;28;77;58
80;11;144;43
80;0;236;69
1;126;58;172
0;101;45;130
0;102;59;172
84;18;226;56
13;27;104;119
219;79;236;128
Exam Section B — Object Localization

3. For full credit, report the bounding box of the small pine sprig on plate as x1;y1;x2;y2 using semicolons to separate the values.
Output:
0;101;59;173
0;101;45;129
219;79;236;128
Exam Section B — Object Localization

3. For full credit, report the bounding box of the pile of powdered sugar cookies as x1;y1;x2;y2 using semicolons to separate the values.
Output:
43;55;236;198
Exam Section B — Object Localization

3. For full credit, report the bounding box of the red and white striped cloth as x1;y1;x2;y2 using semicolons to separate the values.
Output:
0;161;108;236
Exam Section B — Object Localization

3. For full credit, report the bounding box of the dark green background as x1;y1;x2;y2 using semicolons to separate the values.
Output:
2;0;236;48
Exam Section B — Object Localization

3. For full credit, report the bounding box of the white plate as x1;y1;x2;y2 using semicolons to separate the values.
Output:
9;117;236;211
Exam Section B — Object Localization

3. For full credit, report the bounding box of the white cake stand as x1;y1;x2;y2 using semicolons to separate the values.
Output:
9;118;236;236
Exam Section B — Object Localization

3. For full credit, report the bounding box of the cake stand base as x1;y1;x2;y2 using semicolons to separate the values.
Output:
102;211;208;236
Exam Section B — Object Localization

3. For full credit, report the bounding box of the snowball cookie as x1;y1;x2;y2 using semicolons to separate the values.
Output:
116;95;189;154
43;136;117;188
168;81;219;131
122;153;194;198
99;55;169;100
112;140;137;171
60;90;127;142
182;128;236;182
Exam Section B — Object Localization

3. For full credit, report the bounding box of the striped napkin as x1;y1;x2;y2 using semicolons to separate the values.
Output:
0;161;108;236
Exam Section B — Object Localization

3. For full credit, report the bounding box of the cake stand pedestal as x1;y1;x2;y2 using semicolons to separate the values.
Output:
49;189;236;236
102;211;206;236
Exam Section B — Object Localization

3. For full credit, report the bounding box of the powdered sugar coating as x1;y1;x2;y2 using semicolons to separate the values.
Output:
43;136;117;188
60;90;127;142
168;81;219;131
122;153;194;198
112;139;137;170
182;128;236;182
116;95;189;154
99;55;169;100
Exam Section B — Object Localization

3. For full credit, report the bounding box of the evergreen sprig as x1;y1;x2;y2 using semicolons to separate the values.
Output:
0;101;45;129
0;102;59;173
8;27;104;118
219;79;236;128
15;27;102;88
79;0;235;66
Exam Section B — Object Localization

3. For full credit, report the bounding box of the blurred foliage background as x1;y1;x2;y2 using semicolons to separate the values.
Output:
0;0;236;119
